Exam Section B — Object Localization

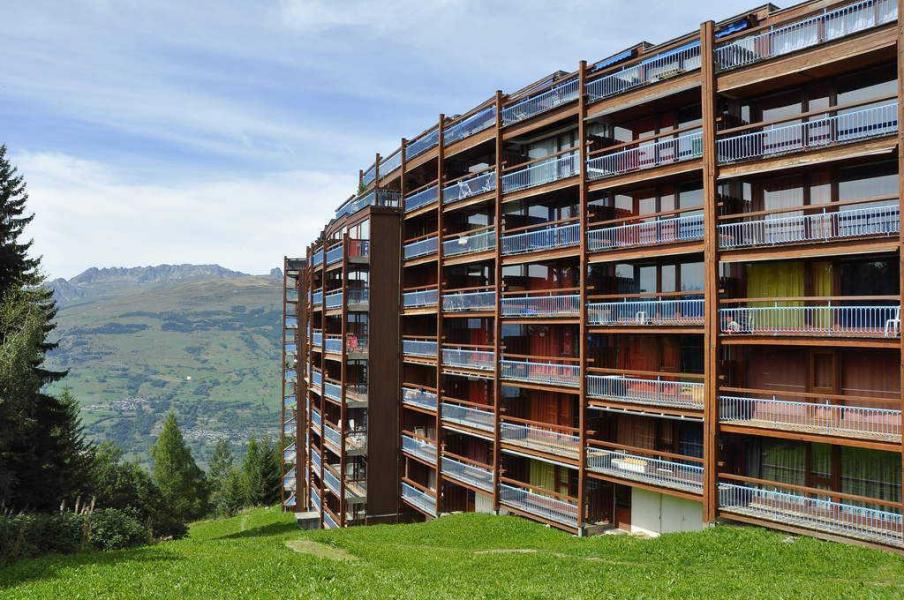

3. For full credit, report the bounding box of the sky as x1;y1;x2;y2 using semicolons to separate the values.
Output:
1;0;759;279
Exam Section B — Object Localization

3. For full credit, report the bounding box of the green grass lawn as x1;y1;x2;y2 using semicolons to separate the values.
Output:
3;507;903;599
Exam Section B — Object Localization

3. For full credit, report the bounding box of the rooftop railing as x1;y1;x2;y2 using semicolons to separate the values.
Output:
403;338;438;358
502;77;579;126
325;291;343;310
586;446;703;494
718;203;900;250
324;334;342;354
401;434;437;464
442;346;495;371
441;402;495;433
401;481;437;516
588;297;705;326
501;293;580;318
501;420;580;461
719;300;901;337
406;129;440;161
335;189;401;220
587;373;704;410
588;212;704;252
500;358;580;388
501;222;579;256
587;129;702;180
402;386;438;411
404;235;439;259
501;151;578;194
403;288;438;308
443;290;496;313
586;41;701;103
715;0;897;72
443;228;496;257
443;170;496;206
380;148;402;177
444;105;497;146
442;454;494;493
404;184;439;213
499;481;578;528
362;163;376;188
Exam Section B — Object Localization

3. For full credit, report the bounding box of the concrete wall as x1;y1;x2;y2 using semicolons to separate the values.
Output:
630;488;704;537
475;491;494;514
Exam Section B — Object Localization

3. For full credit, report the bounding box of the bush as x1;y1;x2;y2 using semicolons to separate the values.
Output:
87;509;148;550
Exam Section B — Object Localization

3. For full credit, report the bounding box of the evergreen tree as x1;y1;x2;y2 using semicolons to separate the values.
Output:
150;412;209;522
0;145;40;291
241;437;280;506
208;439;233;485
215;468;246;517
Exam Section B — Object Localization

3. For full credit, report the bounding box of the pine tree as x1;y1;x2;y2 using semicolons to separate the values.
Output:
151;412;209;522
241;437;280;506
208;439;233;484
0;145;40;291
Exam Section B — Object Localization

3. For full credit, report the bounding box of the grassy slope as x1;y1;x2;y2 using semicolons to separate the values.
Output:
3;508;903;599
47;276;282;465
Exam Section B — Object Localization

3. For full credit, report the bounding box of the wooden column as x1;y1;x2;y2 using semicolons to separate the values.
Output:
700;20;720;524
375;152;381;185
896;0;904;501
435;115;446;515
492;91;505;512
295;259;309;511
279;256;288;509
576;60;589;534
397;138;407;521
339;233;349;525
317;245;326;527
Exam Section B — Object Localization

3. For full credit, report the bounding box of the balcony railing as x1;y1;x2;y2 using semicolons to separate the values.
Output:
499;482;578;528
347;288;369;307
501;222;579;256
326;243;343;266
312;248;324;266
501;421;580;461
501;151;579;194
401;482;437;516
310;488;321;513
323;467;341;497
335;189;401;220
311;368;322;388
283;494;296;509
442;347;495;371
443;170;496;206
403;288;438;308
324;422;341;449
586;41;701;103
402;386;438;411
401;434;437;463
323;509;339;529
283;419;296;437
346;429;367;454
443;228;496;257
444;106;496;146
588;297;705;326
442;456;494;492
502;77;579;126
283;443;296;464
283;467;296;491
323;334;342;354
311;447;321;472
715;0;897;72
588;213;704;252
285;369;297;382
404;235;439;260
325;291;343;310
283;394;296;409
311;408;322;430
312;289;323;307
403;339;438;358
362;163;376;187
405;184;439;213
312;329;323;348
718;203;900;249
501;293;579;318
587;129;703;180
324;380;341;402
285;316;298;329
719;394;901;442
381;148;402;177
719;302;901;337
406;128;440;161
348;239;370;259
587;374;704;410
718;482;903;548
586;447;703;494
500;359;580;388
717;101;898;164
443;290;496;313
441;402;494;432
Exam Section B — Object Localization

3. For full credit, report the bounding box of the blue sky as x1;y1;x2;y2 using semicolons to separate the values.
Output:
2;0;755;278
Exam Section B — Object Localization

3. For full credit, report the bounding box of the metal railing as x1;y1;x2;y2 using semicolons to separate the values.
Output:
586;447;703;494
404;235;439;260
406;129;440;161
443;170;496;205
323;467;341;497
587;129;702;180
717;102;898;164
500;359;580;388
285;316;298;329
501;222;579;255
401;482;437;516
323;509;339;529
501;151;578;194
719;303;901;337
403;288;438;308
324;335;342;354
718;482;903;548
325;291;343;310
312;248;323;266
381;149;402;176
283;395;296;409
312;289;323;306
402;386;438;411
444;106;496;146
283;419;295;436
443;290;496;313
401;434;437;463
312;329;323;347
311;408;322;430
283;443;296;464
501;422;580;459
326;244;343;265
715;0;897;72
362;163;376;187
311;447;321;472
588;298;704;326
403;339;438;357
283;467;296;491
324;422;341;448
310;488;321;512
587;41;701;103
718;203;900;249
347;288;369;306
720;395;901;441
501;293;579;318
441;402;495;432
405;184;439;213
502;78;579;126
587;374;704;410
443;229;496;257
443;347;495;371
324;380;341;401
499;483;578;528
442;456;494;492
335;189;401;219
311;368;322;388
588;213;704;251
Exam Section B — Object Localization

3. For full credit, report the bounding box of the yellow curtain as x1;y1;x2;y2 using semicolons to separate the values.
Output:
747;262;805;329
529;460;555;492
812;261;834;329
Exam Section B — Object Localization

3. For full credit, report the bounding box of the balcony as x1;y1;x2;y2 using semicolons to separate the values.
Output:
501;292;579;318
586;40;701;103
719;202;900;250
312;248;324;267
499;480;578;529
501;221;580;256
716;100;897;165
718;480;903;549
441;401;494;434
588;212;704;252
442;290;496;313
345;384;368;408
312;329;323;348
285;316;298;329
326;243;343;266
402;386;438;412
283;443;296;464
444;106;496;146
719;392;901;442
405;184;439;214
285;369;297;383
500;419;580;462
323;465;342;497
324;291;343;310
442;453;494;493
587;372;704;411
500;358;580;388
586;445;703;494
442;346;495;371
401;433;437;464
501;151;578;195
283;494;296;509
404;235;438;260
443;227;496;258
502;76;579;126
346;429;367;454
323;421;341;450
714;0;897;72
324;379;341;402
348;239;370;261
401;481;437;517
588;297;704;327
311;368;322;389
335;189;401;220
443;170;496;206
719;299;901;338
312;289;323;307
587;128;702;181
403;287;438;309
323;334;342;354
403;338;438;358
406;128;439;162
381;148;402;178
347;288;369;309
283;394;296;410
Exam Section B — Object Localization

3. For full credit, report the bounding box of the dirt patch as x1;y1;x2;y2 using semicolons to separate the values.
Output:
285;540;357;561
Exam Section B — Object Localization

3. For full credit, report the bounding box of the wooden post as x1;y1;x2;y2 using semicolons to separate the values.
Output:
435;115;445;515
339;233;349;526
279;256;288;509
397;137;407;522
375;152;381;185
576;60;589;534
896;0;904;503
492;92;504;512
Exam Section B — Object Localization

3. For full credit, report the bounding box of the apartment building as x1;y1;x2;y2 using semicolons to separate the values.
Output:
283;0;904;551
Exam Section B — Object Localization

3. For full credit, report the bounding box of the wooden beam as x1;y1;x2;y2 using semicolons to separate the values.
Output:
493;91;505;513
435;113;445;517
577;59;589;534
897;0;904;512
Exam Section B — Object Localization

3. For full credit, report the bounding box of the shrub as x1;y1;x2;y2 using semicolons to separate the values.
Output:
87;509;148;550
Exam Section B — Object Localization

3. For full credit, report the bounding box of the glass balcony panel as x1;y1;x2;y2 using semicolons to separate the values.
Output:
586;41;701;102
402;386;438;411
404;236;439;259
401;434;437;463
401;482;437;516
403;339;438;357
407;129;440;161
405;184;439;213
403;288;439;308
444;106;496;146
325;291;343;310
